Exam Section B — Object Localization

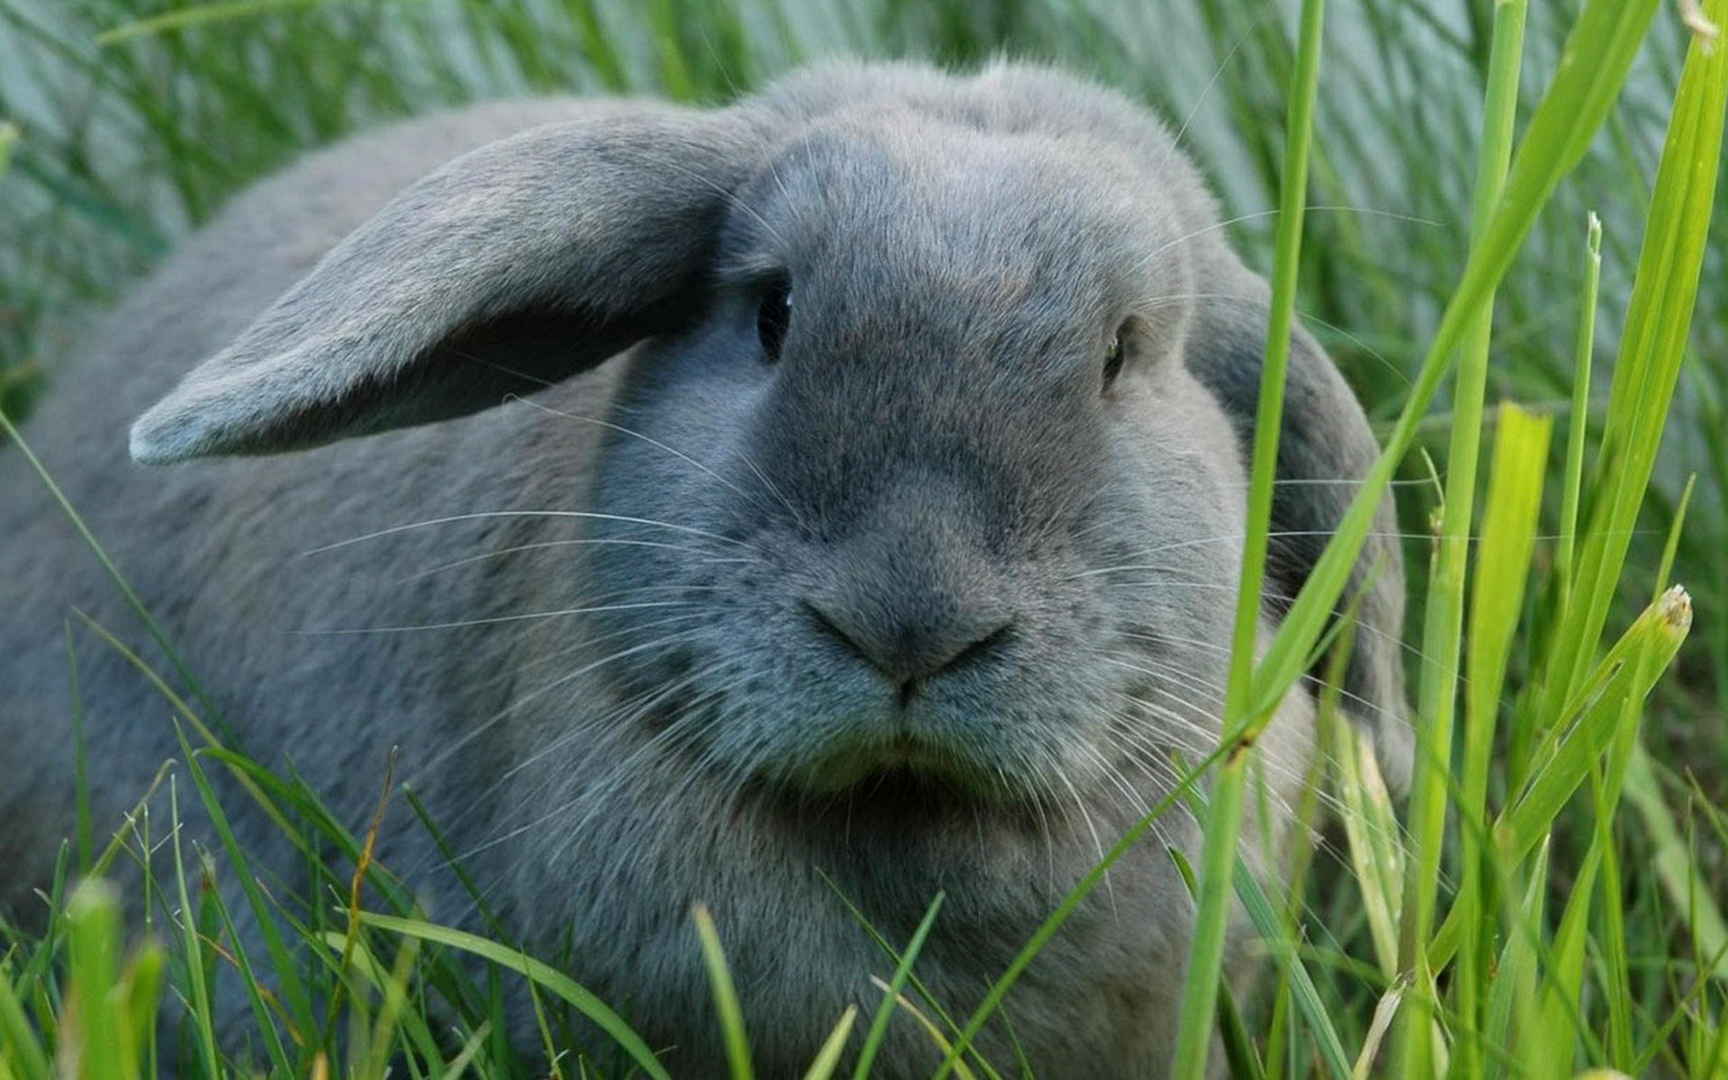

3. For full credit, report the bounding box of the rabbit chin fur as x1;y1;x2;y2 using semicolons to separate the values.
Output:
0;60;1409;1077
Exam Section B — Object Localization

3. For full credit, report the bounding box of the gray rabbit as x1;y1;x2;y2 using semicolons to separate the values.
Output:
0;60;1409;1077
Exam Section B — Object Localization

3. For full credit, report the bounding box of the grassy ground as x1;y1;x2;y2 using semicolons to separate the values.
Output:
1;0;1726;1076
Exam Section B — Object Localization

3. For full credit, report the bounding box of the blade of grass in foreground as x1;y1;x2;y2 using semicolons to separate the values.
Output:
1329;707;1404;978
0;959;53;1080
72;613;318;1041
1230;850;1350;1077
1514;211;1606;788
1397;3;1527;1073
1595;478;1695;1069
66;880;125;1080
1482;839;1550;1079
1554;212;1604;647
817;871;992;1076
1174;0;1329;1072
1168;847;1266;1080
1429;584;1694;969
1454;403;1551;1080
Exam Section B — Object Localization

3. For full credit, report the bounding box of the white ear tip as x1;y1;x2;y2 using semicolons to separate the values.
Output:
129;408;200;464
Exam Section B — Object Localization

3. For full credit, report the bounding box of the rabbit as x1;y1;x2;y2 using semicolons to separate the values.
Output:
0;60;1410;1078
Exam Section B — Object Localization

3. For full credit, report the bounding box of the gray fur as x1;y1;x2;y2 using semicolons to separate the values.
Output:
1;60;1407;1077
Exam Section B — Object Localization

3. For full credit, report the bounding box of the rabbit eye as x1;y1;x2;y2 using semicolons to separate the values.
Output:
757;280;792;364
1101;327;1127;392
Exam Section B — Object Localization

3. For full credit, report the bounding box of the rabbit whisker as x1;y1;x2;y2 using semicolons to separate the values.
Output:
403;622;713;790
304;509;762;557
396;540;752;584
1129;205;1444;279
510;397;792;527
457;660;729;866
296;599;698;636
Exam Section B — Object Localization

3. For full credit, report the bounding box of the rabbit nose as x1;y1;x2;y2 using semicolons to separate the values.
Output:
801;595;1015;703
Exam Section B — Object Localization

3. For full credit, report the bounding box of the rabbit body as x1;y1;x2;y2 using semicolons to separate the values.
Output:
0;62;1406;1077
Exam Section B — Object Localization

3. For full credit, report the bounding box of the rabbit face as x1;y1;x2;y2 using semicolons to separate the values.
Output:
581;111;1248;830
118;61;1404;891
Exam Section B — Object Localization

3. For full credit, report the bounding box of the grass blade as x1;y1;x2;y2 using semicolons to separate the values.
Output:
693;904;755;1080
1453;402;1551;1080
1177;0;1329;1073
1501;587;1691;866
358;911;670;1080
803;1006;858;1080
0;960;52;1080
852;892;944;1080
168;782;223;1080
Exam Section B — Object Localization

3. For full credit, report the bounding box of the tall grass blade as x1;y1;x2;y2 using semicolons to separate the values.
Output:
1454;402;1551;1080
1482;839;1549;1080
1400;1;1528;1058
1168;846;1266;1080
1230;853;1350;1078
1430;588;1695;972
1352;976;1407;1080
1176;0;1328;1072
1554;212;1604;631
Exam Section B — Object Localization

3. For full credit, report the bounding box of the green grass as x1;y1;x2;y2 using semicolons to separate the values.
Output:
3;0;1728;1077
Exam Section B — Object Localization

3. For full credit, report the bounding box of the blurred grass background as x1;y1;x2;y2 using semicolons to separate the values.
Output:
0;0;1724;1071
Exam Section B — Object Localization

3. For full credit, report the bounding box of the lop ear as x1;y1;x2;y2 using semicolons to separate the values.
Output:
131;104;763;463
1186;290;1414;793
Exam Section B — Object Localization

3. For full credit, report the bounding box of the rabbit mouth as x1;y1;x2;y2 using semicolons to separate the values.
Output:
832;764;979;807
789;735;1007;801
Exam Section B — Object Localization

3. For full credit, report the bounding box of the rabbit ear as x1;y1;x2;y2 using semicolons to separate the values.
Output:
1186;291;1415;793
131;104;762;463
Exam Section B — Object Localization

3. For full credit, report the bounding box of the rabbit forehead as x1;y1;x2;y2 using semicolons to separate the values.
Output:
725;107;1192;311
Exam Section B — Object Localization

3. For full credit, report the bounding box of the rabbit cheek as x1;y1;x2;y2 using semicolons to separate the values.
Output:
1083;381;1254;756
